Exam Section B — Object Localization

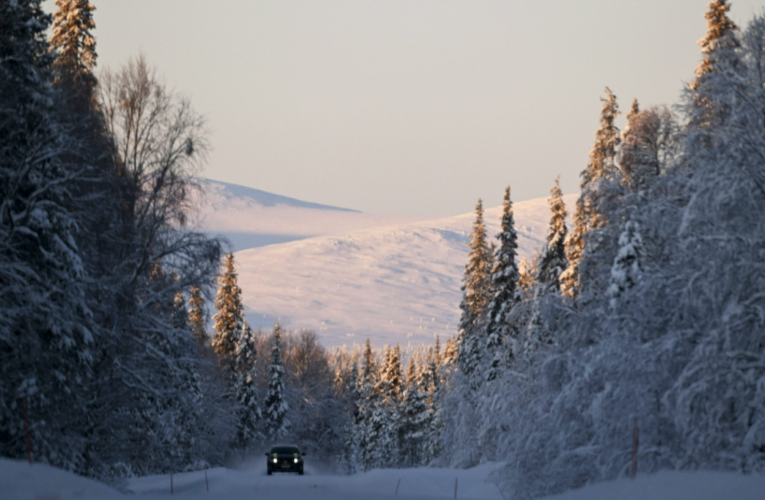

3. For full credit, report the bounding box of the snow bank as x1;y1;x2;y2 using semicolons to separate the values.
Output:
0;458;120;500
542;470;765;500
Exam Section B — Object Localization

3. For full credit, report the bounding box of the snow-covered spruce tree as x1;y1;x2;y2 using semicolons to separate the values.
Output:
49;0;96;93
517;257;535;291
536;178;568;293
401;358;429;466
619;102;680;193
366;399;396;469
265;324;289;441
375;344;403;466
0;0;96;470
619;99;642;185
188;286;207;345
561;88;620;298
234;320;262;451
356;339;377;470
443;336;459;366
342;356;363;473
606;221;644;309
422;348;442;462
172;290;189;330
212;253;244;365
457;199;492;389
380;344;404;404
484;187;520;381
688;0;739;131
526;178;569;347
663;10;765;473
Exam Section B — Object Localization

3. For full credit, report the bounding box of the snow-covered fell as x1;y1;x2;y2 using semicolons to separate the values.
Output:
233;192;576;347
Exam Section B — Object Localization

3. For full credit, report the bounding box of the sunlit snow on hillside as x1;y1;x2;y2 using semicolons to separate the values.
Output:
197;180;577;348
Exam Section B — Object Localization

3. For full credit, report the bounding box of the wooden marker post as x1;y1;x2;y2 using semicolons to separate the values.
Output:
23;396;31;465
205;470;209;492
631;417;639;479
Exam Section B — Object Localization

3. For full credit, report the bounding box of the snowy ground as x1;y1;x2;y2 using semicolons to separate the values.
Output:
4;457;765;500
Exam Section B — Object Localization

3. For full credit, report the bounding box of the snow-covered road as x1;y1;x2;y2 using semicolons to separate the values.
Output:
6;457;765;500
127;461;505;500
1;457;504;500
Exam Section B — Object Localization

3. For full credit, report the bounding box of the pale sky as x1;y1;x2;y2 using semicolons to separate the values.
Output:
55;1;765;215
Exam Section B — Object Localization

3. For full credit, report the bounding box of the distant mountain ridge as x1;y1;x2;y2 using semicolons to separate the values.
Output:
192;179;428;252
200;179;359;212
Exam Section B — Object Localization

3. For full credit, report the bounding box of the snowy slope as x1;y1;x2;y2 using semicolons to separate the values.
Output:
4;457;765;500
192;179;428;252
236;194;577;348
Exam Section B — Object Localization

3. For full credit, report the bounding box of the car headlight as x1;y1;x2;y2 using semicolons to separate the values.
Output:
294;458;298;463
272;458;277;464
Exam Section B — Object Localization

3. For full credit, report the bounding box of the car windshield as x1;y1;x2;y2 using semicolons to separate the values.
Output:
271;446;299;455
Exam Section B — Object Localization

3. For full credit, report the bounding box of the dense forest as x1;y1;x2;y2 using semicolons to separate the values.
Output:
441;1;765;498
2;1;765;499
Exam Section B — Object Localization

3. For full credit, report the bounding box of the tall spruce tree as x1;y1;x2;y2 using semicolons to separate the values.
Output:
535;178;568;292
188;286;207;345
358;339;377;471
689;0;739;130
50;0;96;91
561;88;620;298
485;187;520;381
265;324;289;440
620;99;641;185
457;199;492;387
402;358;429;466
212;253;244;363
423;348;442;461
526;180;569;348
171;290;189;330
0;0;95;468
380;344;404;404
344;357;363;472
234;320;262;450
607;221;645;309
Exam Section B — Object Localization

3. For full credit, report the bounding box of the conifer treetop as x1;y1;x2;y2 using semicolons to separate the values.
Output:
461;198;492;324
536;178;568;293
188;286;207;344
485;186;521;378
50;0;96;79
582;87;621;189
212;253;244;359
265;323;289;439
693;0;738;88
620;99;641;182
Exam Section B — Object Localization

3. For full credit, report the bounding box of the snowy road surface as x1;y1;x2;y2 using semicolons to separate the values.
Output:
5;457;765;500
1;458;505;500
127;461;505;500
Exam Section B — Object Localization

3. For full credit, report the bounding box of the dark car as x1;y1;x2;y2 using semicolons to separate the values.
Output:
266;445;305;475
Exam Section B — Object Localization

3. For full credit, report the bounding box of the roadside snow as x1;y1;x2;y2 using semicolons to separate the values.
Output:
4;457;765;500
542;470;765;500
0;458;119;500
